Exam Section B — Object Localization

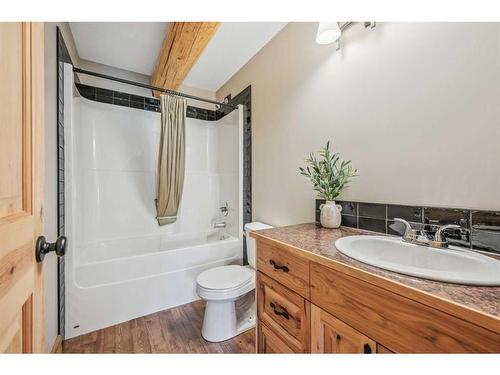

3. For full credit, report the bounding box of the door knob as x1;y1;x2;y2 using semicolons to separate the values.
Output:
35;236;67;263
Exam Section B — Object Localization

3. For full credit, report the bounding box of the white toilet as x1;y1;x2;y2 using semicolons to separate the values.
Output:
196;221;273;342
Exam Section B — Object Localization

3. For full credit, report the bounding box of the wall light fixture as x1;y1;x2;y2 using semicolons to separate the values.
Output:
316;22;376;50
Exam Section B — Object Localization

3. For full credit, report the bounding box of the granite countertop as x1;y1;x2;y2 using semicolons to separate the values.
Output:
252;223;500;321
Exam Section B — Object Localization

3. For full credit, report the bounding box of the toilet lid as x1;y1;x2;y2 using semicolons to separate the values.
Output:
197;265;254;290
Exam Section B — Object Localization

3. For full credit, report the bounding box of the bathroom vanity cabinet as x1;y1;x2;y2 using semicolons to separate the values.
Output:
252;225;500;354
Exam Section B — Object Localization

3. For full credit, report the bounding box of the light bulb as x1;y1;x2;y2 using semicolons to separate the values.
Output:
316;22;341;45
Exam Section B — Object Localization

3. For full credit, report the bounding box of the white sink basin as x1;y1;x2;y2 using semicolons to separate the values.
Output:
335;235;500;286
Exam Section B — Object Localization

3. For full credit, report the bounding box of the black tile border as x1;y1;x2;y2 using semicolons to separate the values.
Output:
75;83;220;121
316;199;500;255
471;211;500;254
56;27;71;339
358;202;386;219
387;204;422;222
359;217;386;233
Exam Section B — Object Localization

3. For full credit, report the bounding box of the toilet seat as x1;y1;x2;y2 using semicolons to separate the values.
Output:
196;265;255;301
197;265;253;290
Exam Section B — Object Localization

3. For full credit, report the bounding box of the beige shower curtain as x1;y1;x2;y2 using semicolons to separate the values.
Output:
156;94;187;225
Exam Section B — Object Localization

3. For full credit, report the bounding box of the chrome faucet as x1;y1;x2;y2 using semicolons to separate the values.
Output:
213;221;226;229
434;224;461;245
394;218;428;245
393;218;459;249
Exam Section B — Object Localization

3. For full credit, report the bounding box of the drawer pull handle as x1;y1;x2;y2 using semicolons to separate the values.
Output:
270;302;290;320
269;260;289;273
363;343;372;354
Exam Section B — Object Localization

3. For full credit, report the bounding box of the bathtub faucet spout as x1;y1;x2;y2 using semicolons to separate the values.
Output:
213;221;226;229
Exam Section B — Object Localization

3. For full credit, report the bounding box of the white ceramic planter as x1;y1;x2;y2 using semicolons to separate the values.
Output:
320;200;343;228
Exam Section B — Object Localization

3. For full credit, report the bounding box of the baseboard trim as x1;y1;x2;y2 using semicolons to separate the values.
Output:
51;335;63;354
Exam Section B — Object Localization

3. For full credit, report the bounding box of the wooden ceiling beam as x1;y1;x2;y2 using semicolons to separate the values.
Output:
151;22;220;95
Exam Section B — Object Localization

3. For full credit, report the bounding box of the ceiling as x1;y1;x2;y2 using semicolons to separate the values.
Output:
69;22;287;91
183;22;287;91
70;22;169;76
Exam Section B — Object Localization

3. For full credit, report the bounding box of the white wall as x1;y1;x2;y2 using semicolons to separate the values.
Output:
217;22;500;227
78;58;152;96
43;22;80;353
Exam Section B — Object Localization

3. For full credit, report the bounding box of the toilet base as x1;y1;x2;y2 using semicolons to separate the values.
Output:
201;291;255;342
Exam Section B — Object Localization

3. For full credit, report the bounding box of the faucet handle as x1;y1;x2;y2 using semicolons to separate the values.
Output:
393;218;413;237
434;224;460;243
219;202;229;217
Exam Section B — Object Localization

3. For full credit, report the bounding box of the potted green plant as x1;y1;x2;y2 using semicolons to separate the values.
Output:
299;141;357;228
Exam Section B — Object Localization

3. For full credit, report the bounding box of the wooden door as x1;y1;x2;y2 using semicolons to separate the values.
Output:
311;304;376;354
0;22;44;353
376;344;394;353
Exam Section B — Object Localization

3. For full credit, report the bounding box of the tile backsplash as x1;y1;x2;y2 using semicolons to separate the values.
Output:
76;83;219;121
471;211;500;254
315;199;500;255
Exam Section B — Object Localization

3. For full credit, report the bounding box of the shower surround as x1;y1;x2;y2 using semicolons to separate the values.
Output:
63;64;244;338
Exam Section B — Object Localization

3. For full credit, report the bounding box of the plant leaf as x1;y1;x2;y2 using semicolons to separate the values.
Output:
298;140;357;201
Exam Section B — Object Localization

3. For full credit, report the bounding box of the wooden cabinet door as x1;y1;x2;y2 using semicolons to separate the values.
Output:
0;22;44;353
311;304;376;354
258;323;296;354
311;263;500;353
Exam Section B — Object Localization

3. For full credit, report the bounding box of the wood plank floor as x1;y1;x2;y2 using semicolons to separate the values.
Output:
62;300;256;353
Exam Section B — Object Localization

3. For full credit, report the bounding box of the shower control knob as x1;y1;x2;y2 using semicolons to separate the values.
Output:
35;235;67;263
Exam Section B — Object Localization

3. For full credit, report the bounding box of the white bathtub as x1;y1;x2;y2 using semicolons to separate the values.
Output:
65;231;242;339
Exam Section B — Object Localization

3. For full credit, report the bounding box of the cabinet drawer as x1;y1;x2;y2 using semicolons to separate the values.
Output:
310;263;500;353
256;240;309;298
258;323;297;354
311;304;376;353
257;272;310;352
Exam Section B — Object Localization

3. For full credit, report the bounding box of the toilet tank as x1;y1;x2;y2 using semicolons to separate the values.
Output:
244;222;273;269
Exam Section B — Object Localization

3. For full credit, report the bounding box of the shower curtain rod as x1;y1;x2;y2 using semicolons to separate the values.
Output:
73;67;237;110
